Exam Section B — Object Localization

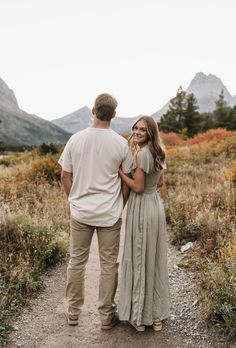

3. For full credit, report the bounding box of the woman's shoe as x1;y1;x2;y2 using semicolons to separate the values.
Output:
152;320;162;331
129;322;145;332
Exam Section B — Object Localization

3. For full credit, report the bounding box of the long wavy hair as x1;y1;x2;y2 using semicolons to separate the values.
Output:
129;116;166;171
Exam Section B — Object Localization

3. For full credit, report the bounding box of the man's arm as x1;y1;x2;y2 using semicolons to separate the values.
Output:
61;170;73;197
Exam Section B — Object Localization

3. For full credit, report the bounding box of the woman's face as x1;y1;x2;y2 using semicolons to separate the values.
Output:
132;120;148;147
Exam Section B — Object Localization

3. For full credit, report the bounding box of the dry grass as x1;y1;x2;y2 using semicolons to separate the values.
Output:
0;153;69;345
164;132;236;337
0;131;235;342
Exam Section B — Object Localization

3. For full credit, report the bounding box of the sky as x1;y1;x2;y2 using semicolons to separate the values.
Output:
0;0;236;120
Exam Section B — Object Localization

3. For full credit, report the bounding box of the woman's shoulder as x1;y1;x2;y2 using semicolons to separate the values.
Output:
136;146;154;173
138;146;153;160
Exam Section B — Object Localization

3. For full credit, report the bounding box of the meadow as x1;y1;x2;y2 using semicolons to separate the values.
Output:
0;129;235;344
0;146;69;345
162;128;236;337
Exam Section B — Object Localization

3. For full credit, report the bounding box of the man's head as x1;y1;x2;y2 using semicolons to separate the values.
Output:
93;93;118;121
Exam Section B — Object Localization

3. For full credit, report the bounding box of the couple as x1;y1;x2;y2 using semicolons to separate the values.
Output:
58;93;170;332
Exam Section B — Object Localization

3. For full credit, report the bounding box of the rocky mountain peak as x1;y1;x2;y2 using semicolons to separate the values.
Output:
186;72;232;112
0;77;18;107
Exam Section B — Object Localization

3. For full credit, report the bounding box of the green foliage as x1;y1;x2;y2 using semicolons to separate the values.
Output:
0;158;10;167
184;94;203;137
0;214;67;345
38;142;61;156
159;88;236;137
204;261;236;337
0;143;33;152
159;86;187;134
159;88;203;137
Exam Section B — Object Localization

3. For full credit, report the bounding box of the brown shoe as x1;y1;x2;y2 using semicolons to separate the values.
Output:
101;314;120;330
66;313;79;326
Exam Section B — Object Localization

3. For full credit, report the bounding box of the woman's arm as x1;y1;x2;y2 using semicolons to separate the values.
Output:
121;177;130;206
119;165;145;194
157;172;164;188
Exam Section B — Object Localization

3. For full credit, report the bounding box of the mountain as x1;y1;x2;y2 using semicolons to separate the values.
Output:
0;77;71;145
52;106;93;134
52;107;139;134
54;72;236;134
153;72;236;119
186;72;234;112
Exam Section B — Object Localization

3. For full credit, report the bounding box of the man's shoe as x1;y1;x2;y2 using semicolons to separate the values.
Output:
101;314;120;330
66;313;79;326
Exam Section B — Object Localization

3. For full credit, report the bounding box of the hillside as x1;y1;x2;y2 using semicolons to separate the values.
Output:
0;77;71;145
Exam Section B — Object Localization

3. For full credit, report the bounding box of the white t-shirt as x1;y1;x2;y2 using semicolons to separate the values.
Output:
58;127;132;227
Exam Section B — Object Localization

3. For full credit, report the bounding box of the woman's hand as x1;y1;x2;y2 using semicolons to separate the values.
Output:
119;167;125;178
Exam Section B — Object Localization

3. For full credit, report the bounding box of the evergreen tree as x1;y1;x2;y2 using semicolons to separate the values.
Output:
183;93;202;136
226;105;236;130
200;112;215;132
159;86;186;133
213;89;229;128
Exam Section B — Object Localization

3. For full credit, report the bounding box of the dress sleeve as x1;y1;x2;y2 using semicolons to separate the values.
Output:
135;148;154;174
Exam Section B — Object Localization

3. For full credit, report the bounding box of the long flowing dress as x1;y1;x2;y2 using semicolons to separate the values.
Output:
119;145;170;326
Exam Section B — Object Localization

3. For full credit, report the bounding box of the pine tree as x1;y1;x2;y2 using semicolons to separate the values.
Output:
159;86;186;133
214;89;229;128
183;93;202;136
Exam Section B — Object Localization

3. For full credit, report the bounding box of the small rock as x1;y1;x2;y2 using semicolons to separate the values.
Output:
181;242;194;253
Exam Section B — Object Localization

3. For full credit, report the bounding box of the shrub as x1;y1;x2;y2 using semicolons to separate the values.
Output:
160;132;184;146
0;158;10;167
203;261;236;337
38;142;60;156
164;133;236;336
27;155;61;183
186;128;235;145
0;213;67;345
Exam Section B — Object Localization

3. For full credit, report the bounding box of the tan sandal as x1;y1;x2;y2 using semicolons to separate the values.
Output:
152;320;162;331
129;322;145;332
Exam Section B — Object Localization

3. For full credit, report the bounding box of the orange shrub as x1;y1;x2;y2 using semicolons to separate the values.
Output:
160;132;184;146
186;128;235;145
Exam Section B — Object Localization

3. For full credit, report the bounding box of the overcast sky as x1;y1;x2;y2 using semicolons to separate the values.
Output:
0;0;236;120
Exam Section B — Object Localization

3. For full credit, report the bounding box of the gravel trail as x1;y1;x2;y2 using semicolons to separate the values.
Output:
8;217;234;348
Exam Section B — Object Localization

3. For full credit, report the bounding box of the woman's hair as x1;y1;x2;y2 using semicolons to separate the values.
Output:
129;116;166;171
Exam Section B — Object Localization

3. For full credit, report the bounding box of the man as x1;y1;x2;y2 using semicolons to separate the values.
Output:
58;93;131;330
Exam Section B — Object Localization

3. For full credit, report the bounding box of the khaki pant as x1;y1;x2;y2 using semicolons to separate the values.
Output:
66;217;122;325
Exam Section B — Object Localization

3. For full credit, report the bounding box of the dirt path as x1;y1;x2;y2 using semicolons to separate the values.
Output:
8;217;233;348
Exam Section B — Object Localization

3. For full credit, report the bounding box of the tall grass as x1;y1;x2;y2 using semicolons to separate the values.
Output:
163;130;236;337
0;153;69;345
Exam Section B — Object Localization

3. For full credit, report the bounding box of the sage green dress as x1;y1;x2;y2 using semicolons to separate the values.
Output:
119;146;170;326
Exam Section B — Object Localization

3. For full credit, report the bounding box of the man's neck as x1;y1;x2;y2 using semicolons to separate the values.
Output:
92;119;111;129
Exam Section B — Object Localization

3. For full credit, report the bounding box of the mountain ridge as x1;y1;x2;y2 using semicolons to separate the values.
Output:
53;72;236;134
0;77;71;145
1;72;235;143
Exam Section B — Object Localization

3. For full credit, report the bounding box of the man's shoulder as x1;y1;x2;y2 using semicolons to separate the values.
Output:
68;128;90;142
109;129;128;144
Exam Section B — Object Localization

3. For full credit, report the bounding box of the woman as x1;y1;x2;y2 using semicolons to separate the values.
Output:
118;116;170;332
